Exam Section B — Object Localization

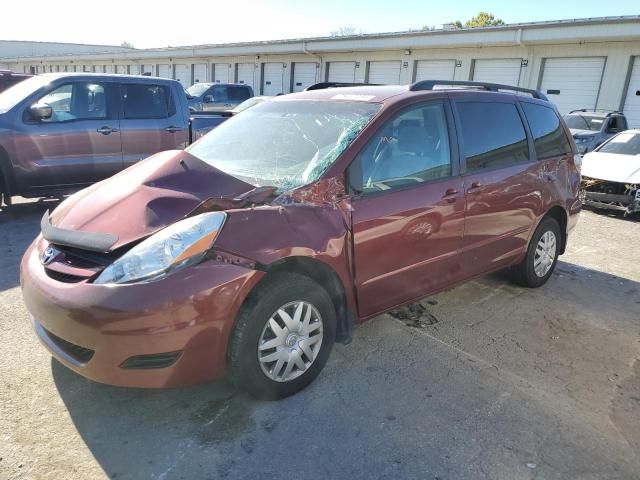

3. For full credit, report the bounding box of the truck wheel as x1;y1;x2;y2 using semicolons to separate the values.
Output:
228;272;336;400
511;217;561;288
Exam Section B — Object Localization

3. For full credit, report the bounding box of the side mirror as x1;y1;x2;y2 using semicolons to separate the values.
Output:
203;95;215;104
29;103;53;120
607;127;618;134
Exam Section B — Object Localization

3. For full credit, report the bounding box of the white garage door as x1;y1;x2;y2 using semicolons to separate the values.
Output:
623;56;640;128
157;64;171;79
115;65;127;74
473;59;522;86
540;57;605;114
141;64;154;76
292;62;317;92
193;64;207;84
213;63;230;83
368;61;401;84
174;64;190;87
414;59;456;82
104;65;114;73
328;62;356;83
263;63;285;95
237;63;255;89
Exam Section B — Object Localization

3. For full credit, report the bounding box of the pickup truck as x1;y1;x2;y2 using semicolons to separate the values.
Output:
0;73;223;208
185;82;253;112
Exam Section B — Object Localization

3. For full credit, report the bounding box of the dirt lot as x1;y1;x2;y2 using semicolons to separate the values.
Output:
1;201;639;480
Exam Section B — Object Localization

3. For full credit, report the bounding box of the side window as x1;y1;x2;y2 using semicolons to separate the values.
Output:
122;84;170;119
355;102;452;193
39;83;107;123
228;87;250;102
457;102;529;172
522;103;571;160
210;86;229;102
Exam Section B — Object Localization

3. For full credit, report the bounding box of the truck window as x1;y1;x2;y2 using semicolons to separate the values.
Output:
38;83;107;122
228;87;251;102
122;84;171;119
456;101;529;172
522;103;571;160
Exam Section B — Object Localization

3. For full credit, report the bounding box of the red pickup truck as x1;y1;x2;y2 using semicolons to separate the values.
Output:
0;73;227;208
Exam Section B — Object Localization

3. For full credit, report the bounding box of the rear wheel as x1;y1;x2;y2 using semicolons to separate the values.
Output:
228;273;336;400
511;217;561;288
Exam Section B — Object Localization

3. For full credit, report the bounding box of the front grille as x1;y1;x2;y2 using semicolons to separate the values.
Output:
54;244;121;269
44;328;95;364
45;268;87;283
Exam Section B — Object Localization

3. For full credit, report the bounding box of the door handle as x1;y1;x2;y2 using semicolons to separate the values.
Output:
97;126;118;135
467;181;482;192
442;187;459;203
165;126;184;133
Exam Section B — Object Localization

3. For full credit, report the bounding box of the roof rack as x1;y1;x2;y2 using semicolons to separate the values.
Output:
409;80;548;101
305;82;379;91
568;108;623;116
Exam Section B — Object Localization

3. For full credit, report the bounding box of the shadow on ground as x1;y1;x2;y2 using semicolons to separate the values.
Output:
51;261;640;480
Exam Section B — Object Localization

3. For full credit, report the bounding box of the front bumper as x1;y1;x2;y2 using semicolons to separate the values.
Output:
20;237;264;388
582;190;640;215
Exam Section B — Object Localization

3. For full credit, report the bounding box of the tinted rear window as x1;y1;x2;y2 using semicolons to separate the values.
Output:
122;84;171;119
522;103;571;160
457;102;529;172
228;87;251;101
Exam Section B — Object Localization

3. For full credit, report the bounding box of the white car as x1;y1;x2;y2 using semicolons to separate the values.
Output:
581;129;640;216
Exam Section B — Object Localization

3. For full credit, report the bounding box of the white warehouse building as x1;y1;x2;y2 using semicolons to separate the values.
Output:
1;16;640;126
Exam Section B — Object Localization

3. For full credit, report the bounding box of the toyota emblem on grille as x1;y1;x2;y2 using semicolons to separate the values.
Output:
40;246;59;266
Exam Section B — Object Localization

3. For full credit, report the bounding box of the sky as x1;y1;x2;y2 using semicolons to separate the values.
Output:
2;0;639;49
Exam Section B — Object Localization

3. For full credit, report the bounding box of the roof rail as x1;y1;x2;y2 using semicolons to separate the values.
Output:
409;80;548;101
305;82;379;91
568;108;623;116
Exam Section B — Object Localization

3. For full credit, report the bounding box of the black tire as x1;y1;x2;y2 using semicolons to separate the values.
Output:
228;272;336;400
511;217;561;288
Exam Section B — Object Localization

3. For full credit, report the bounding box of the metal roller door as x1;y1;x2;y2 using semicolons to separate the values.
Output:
104;65;115;73
263;63;285;95
368;61;401;84
157;64;171;79
473;58;522;86
539;57;605;114
623;57;640;128
292;62;317;92
328;62;356;83
174;64;190;87
115;65;127;74
237;63;255;89
193;64;207;84
213;63;230;83
414;60;456;82
141;64;154;76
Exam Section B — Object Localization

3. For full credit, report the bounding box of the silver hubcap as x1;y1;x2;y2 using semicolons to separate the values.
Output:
258;301;324;383
534;230;557;277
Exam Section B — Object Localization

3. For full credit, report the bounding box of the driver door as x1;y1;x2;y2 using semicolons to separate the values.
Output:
202;85;233;112
349;100;466;318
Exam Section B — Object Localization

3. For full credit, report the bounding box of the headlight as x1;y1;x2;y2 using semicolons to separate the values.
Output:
94;212;226;285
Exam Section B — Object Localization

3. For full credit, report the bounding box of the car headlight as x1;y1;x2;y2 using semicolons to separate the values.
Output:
94;212;226;285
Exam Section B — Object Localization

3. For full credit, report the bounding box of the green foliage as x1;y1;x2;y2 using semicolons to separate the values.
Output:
449;12;505;29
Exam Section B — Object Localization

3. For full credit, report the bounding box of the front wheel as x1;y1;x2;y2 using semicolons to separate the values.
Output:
228;273;336;400
511;217;561;288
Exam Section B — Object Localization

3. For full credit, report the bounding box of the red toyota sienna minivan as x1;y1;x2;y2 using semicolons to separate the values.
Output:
21;81;581;399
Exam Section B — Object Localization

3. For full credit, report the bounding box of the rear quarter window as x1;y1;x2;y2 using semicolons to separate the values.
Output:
122;84;173;119
456;101;529;172
228;87;251;101
522;103;571;160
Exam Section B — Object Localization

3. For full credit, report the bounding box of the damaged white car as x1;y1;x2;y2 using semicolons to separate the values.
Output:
581;129;640;216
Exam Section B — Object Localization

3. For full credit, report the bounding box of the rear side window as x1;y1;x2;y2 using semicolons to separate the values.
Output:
457;102;529;172
122;84;171;119
228;87;251;102
522;103;571;160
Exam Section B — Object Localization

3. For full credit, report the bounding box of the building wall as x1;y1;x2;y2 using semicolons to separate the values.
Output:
0;40;131;60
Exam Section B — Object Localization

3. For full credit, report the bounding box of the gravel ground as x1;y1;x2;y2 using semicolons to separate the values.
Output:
0;200;639;480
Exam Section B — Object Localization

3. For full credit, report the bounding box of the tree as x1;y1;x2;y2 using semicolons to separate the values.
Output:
330;26;361;37
121;41;134;48
449;12;504;29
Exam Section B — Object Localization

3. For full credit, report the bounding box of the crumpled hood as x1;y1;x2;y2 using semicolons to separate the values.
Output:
49;150;255;250
582;152;640;184
570;128;597;138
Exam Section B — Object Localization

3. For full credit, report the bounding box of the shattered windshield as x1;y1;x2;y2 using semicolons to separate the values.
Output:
563;114;604;131
186;100;382;190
